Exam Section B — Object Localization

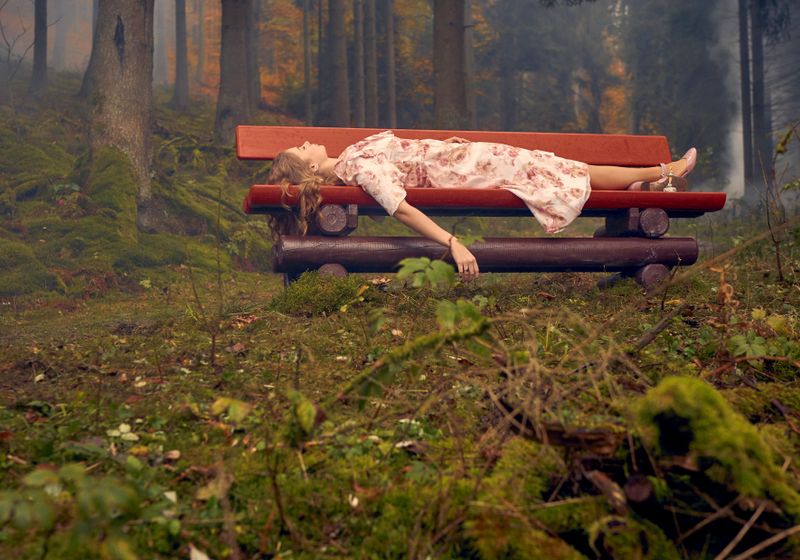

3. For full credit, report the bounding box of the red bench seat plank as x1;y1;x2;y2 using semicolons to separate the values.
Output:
244;185;726;215
236;126;673;167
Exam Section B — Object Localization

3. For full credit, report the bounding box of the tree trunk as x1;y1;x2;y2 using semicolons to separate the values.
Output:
353;0;365;127
52;1;67;71
172;0;189;108
499;26;517;131
93;0;99;33
463;0;476;129
90;0;155;221
154;0;169;85
739;0;755;197
194;0;205;83
364;0;378;126
750;0;772;183
29;0;47;93
214;0;252;146
81;1;99;97
318;0;325;122
304;0;313;125
329;0;350;126
247;0;261;110
433;0;467;129
385;0;396;128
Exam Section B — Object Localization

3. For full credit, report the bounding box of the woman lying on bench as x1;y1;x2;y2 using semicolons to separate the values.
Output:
267;130;696;279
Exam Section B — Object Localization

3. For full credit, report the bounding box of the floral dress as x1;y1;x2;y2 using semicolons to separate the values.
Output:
333;130;591;233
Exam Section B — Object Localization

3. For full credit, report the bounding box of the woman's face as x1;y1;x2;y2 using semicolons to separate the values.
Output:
286;141;329;169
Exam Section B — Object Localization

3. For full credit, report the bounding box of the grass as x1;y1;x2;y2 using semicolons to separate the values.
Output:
2;71;800;559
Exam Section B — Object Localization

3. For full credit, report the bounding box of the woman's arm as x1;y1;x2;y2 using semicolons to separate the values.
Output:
392;200;479;279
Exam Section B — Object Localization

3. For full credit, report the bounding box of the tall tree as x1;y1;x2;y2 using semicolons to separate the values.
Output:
364;0;377;126
739;0;755;192
172;0;189;109
433;0;467;129
153;0;170;85
247;0;261;109
90;0;156;227
214;0;253;145
52;0;67;71
328;0;350;125
194;0;205;84
303;0;312;124
463;0;476;129
353;0;365;126
29;0;47;93
385;0;397;128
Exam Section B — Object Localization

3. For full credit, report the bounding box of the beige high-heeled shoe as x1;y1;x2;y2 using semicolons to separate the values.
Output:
628;148;697;192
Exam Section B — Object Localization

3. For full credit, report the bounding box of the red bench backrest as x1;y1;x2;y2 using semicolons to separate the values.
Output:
236;126;673;167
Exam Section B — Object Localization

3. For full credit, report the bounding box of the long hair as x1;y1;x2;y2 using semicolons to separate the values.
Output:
266;151;341;236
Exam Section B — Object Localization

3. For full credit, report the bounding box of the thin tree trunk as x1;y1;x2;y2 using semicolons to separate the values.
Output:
154;0;169;85
92;0;99;33
53;1;67;71
353;0;365;127
739;0;755;197
318;0;325;122
463;0;476;129
172;0;189;108
214;0;253;145
29;0;47;93
364;0;378;126
750;0;771;183
433;0;467;129
247;0;261;111
329;0;350;126
194;0;205;83
385;0;396;128
304;0;313;125
90;0;156;226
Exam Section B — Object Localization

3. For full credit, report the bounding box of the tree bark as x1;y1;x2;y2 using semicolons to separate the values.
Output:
750;0;772;184
214;0;252;145
463;0;476;129
304;0;313;125
52;0;67;71
247;0;261;110
329;0;350;126
29;0;47;93
433;0;467;129
739;0;755;196
385;0;396;128
154;0;169;85
194;0;205;83
90;0;155;216
364;0;378;126
353;0;365;127
172;0;189;108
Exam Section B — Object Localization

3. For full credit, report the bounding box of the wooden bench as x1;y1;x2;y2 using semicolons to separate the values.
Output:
238;126;727;290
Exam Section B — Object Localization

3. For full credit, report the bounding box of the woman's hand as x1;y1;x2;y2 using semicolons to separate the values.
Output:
444;136;470;144
450;237;480;280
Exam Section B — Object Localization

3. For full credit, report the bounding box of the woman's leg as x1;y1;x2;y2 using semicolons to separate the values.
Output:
587;159;689;190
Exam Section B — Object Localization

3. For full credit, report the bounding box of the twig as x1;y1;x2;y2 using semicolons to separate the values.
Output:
627;302;689;355
713;500;768;560
728;524;800;560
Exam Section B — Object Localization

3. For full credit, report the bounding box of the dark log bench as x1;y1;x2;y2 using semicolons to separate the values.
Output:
238;126;727;291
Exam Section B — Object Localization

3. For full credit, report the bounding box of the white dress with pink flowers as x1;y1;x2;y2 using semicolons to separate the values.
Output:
332;130;591;233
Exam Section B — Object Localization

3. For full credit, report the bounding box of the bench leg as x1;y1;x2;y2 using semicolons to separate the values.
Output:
319;263;348;277
634;263;671;292
596;270;634;290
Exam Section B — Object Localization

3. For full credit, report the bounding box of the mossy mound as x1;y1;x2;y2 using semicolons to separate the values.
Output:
466;438;588;559
636;376;800;519
0;127;74;198
270;272;373;316
0;238;62;296
588;516;680;560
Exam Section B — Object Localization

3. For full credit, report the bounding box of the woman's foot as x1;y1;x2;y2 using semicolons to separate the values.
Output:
628;148;696;192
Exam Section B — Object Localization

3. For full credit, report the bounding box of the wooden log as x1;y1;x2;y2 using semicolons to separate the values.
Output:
634;263;671;292
318;263;348;277
601;208;670;238
273;236;699;274
312;204;358;236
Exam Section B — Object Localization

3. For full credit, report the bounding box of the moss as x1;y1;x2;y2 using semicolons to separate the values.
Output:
721;385;800;422
270;271;372;316
83;147;138;242
636;376;800;519
588;516;680;560
0;238;62;296
0;128;73;196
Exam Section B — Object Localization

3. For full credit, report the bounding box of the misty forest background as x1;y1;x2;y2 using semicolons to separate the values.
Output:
1;1;800;559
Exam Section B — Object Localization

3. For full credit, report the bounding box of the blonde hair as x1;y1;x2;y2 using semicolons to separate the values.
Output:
266;151;342;236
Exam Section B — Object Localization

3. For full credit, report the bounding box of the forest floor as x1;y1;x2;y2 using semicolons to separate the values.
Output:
1;74;800;559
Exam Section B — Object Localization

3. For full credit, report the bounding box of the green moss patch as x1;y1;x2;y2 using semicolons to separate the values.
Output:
0;238;61;296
